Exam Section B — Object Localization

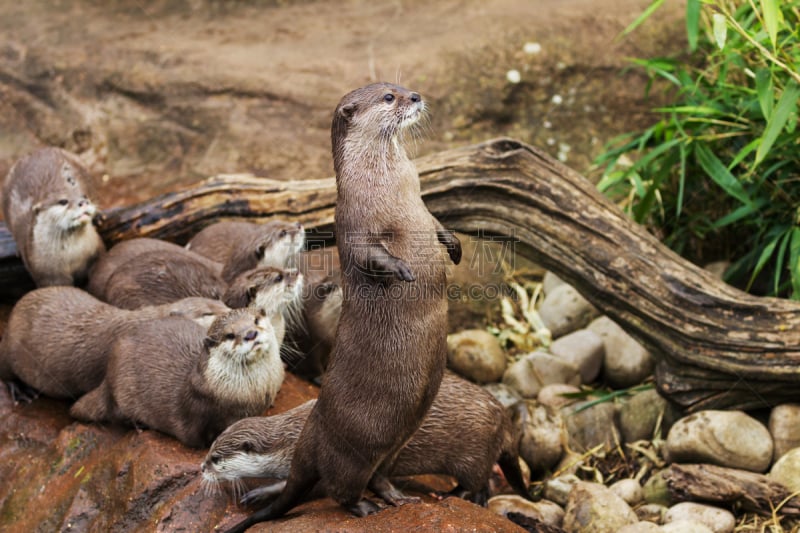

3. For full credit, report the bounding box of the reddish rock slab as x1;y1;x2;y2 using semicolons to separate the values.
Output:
1;371;524;531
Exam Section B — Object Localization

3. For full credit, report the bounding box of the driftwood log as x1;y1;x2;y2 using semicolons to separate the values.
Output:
662;463;800;516
1;138;799;411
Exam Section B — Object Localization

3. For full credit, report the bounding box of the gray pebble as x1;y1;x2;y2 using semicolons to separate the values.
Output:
769;446;800;493
665;410;773;472
768;403;800;461
587;316;654;388
539;284;599;338
664;502;734;533
549;328;604;384
563;481;638;532
502;351;581;398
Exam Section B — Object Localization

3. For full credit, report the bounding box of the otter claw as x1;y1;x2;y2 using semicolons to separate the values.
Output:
395;262;415;282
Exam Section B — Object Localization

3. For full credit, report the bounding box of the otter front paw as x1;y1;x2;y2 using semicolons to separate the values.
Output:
392;259;416;282
438;230;462;265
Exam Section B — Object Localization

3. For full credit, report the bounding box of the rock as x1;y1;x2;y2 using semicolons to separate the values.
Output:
488;495;564;528
537;383;581;410
483;382;523;408
660;520;715;533
769;447;800;493
768;403;800;461
542;271;567;295
609;478;644;506
502;351;581;398
0;372;527;532
642;470;672;506
635;503;667;523
543;474;580;506
562;481;638;533
447;328;507;383
618;388;680;443
549;328;604;384
538;284;599;338
703;260;730;280
587;316;654;388
562;399;621;452
518;401;564;473
617;523;661;533
665;410;773;472
663;502;735;533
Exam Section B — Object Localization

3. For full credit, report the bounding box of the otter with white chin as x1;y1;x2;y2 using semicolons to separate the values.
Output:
202;372;531;506
0;286;229;402
225;83;461;532
187;220;306;282
2;147;105;287
70;308;284;448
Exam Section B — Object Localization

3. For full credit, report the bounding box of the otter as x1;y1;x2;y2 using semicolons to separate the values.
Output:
187;220;306;282
223;266;304;346
69;308;283;448
86;238;224;303
225;83;462;532
202;372;531;506
0;286;229;402
2;147;105;287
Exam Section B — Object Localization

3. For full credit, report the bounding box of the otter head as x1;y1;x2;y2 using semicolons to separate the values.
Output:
165;297;231;330
203;308;284;407
331;82;425;175
200;401;315;484
252;220;306;269
224;267;304;318
34;193;97;233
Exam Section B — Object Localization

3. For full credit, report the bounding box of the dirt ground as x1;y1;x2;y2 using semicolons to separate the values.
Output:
0;0;684;210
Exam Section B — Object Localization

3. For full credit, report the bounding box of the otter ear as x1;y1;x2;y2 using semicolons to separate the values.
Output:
33;202;42;214
338;102;357;120
204;336;219;350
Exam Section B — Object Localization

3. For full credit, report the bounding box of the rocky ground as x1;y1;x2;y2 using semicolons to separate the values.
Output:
5;1;799;532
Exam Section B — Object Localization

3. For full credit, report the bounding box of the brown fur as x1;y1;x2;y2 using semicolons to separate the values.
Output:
1;147;105;287
203;372;530;505
226;83;462;531
86;238;224;303
0;287;229;400
187;220;305;282
69;309;283;448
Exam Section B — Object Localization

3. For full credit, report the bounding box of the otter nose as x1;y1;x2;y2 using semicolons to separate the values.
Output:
78;199;88;208
244;330;258;342
409;92;421;103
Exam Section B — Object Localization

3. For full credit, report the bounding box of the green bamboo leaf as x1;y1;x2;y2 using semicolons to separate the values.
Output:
695;144;752;206
755;69;773;120
728;138;760;171
621;0;665;37
747;232;782;291
756;80;800;167
790;227;800;300
774;230;792;296
686;0;700;51
712;198;766;229
653;105;726;116
712;13;727;49
676;143;686;218
760;0;783;50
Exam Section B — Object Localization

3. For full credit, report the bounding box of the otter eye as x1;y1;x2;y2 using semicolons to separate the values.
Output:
58;199;69;206
274;274;283;283
225;333;236;341
383;93;395;103
211;454;220;464
279;230;287;238
242;442;253;453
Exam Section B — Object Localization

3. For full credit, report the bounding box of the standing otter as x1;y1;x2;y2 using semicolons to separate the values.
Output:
70;308;283;448
202;372;530;506
225;83;461;532
0;286;229;402
187;220;306;282
2;147;105;287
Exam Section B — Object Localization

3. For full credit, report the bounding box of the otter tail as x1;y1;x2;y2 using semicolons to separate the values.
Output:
498;451;532;501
